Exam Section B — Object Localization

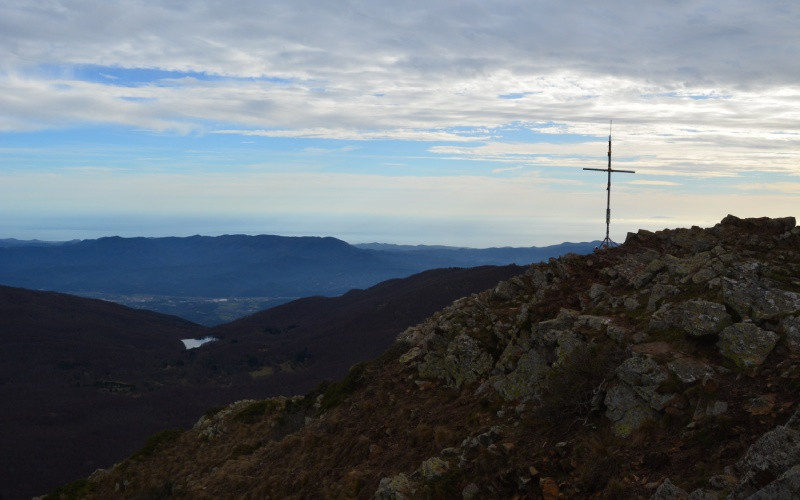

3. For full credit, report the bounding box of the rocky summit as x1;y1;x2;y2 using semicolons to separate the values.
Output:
55;215;800;499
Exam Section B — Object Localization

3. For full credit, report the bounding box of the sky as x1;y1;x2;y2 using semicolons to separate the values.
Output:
1;1;798;247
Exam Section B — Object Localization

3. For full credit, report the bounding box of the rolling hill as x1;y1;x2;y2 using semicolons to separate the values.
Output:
1;265;523;499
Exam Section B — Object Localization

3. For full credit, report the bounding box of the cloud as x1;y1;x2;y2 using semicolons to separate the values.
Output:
628;180;682;187
733;182;800;194
491;166;524;174
1;1;799;244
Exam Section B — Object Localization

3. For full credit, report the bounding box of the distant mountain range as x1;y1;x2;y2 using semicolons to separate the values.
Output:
0;265;523;499
0;235;598;325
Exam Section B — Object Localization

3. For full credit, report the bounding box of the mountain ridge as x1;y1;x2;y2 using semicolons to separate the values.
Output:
0;234;597;325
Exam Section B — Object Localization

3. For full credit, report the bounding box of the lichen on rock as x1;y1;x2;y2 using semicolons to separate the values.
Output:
717;322;779;369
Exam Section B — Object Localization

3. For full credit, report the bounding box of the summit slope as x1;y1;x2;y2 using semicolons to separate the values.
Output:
66;216;800;499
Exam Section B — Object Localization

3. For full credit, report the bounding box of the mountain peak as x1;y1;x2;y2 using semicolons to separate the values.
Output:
55;216;800;499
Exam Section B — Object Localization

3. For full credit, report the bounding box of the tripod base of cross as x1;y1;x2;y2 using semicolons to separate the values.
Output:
596;236;619;250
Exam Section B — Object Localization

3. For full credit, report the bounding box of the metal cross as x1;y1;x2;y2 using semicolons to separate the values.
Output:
583;122;635;248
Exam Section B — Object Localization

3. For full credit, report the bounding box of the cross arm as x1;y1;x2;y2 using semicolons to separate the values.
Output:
583;168;636;173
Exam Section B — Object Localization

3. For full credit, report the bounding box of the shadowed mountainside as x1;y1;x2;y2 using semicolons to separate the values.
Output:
0;287;205;500
63;215;800;499
1;265;523;499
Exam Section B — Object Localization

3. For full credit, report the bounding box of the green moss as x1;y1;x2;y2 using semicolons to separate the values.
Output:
249;365;275;378
317;362;367;413
233;399;282;423
130;428;184;462
44;478;94;500
228;442;260;459
203;405;227;419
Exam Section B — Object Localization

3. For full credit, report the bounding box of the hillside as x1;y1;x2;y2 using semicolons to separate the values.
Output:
66;215;800;499
0;235;596;325
0;287;206;500
0;266;521;499
199;265;524;391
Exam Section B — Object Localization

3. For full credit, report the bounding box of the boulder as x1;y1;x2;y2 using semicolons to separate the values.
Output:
491;347;549;401
717;323;779;369
604;382;657;437
650;478;689;499
375;473;414;499
649;300;732;337
732;422;800;497
419;457;450;481
417;333;494;388
746;464;800;500
666;357;715;385
781;316;800;354
723;276;800;320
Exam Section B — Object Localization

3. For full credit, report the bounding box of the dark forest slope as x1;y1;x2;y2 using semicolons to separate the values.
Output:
2;265;523;499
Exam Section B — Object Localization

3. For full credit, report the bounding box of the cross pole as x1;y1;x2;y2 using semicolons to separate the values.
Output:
583;122;635;248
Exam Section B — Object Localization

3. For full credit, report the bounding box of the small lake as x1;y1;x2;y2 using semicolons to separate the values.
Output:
181;336;218;349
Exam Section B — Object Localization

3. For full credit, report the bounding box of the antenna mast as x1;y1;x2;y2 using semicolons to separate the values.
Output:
583;121;635;248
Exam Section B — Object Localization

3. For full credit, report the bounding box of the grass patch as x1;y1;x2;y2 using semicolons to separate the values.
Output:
249;366;275;378
130;428;184;462
233;399;282;424
44;478;94;500
316;362;368;414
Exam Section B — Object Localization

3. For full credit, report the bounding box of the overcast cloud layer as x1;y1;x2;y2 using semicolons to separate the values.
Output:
0;0;798;246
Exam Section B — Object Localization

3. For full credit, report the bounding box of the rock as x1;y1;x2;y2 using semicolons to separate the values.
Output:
723;276;800;321
707;474;737;490
667;357;715;385
694;400;728;419
648;284;681;312
417;334;494;388
714;214;796;235
589;283;606;302
419;457;449;481
781;316;800;354
375;473;414;499
632;258;665;289
576;314;612;332
539;477;560;500
733;420;800;496
651;478;689;499
615;355;674;410
649;300;732;337
625;296;641;310
746;464;800;500
717;323;779;369
399;346;423;364
461;483;480;500
605;382;656;437
535;309;579;341
553;331;586;366
686;489;717;499
670;227;718;253
491;347;548;401
493;280;518;301
617;355;669;388
746;394;777;416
